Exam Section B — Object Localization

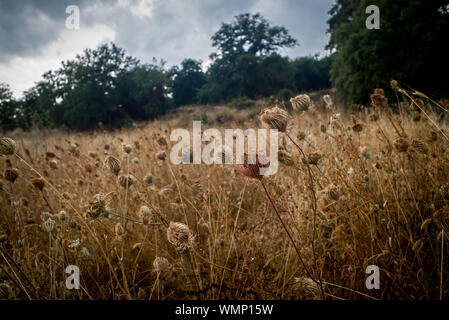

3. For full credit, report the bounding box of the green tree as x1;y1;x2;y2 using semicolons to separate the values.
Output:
200;13;298;103
0;83;18;132
328;0;449;103
292;55;333;92
170;59;206;106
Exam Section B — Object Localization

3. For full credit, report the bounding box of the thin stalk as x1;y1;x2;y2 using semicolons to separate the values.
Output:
285;133;324;299
259;178;324;299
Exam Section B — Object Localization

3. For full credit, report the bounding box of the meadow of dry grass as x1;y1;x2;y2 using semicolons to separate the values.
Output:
1;85;448;300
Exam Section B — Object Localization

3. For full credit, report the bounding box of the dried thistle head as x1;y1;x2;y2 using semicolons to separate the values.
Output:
41;218;55;233
157;136;168;147
411;139;428;154
86;193;112;219
49;159;58;169
122;144;132;154
139;205;151;218
302;152;322;165
352;123;363;133
433;207;449;234
153;257;173;273
4;168;19;183
156;150;167;161
259;106;290;132
370;89;388;108
324;184;340;201
390;80;399;91
294;277;320;298
31;178;45;191
290;94;311;112
235;153;270;180
143;174;154;185
278;148;293;166
166;221;195;251
394;137;409;153
0;137;18;156
118;174;136;188
104;155;121;175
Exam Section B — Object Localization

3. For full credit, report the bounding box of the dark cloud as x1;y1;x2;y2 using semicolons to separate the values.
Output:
0;0;334;96
0;0;95;61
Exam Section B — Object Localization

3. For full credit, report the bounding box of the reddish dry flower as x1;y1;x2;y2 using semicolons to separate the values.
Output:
235;153;270;180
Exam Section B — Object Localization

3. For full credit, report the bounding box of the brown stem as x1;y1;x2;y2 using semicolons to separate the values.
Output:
260;178;324;298
285;133;324;299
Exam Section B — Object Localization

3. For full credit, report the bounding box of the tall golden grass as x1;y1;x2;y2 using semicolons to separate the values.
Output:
0;84;448;300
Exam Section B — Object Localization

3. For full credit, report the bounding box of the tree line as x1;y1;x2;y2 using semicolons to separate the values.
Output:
1;1;448;132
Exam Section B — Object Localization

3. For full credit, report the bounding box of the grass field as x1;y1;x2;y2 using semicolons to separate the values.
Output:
1;85;449;300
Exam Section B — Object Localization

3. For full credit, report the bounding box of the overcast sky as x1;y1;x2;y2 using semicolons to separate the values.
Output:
0;0;335;98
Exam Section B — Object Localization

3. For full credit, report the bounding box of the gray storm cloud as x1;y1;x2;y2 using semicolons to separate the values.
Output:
0;0;334;97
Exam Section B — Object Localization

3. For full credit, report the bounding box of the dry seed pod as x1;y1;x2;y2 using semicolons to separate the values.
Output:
31;178;45;191
4;168;19;183
259;106;290;132
0;137;18;156
153;257;172;273
278;148;293;166
290;94;311;111
122;144;132;154
156;151;167;161
394;138;409;153
166;221;194;251
411;139;428;154
157;136;167;147
118;174;136;187
104;155;121;175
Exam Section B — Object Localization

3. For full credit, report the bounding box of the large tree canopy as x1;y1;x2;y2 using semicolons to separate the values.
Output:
210;13;298;60
328;0;449;103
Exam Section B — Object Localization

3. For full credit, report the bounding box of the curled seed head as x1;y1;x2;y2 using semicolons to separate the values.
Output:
153;257;172;273
0;137;18;156
31;178;45;191
139;205;151;218
143;174;154;185
49;159;58;169
294;277;320;298
411;139;428;154
42;218;55;233
122;144;132;154
370;89;388;108
4;168;19;183
290;94;311;112
166;221;195;251
87;193;110;219
58;210;68;221
259;106;290;132
104;155;121;175
118;174;136;188
156;151;167;161
352;123;363;132
302;152;322;165
394;137;409;153
390;80;399;90
157;137;167;147
278;148;293;166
